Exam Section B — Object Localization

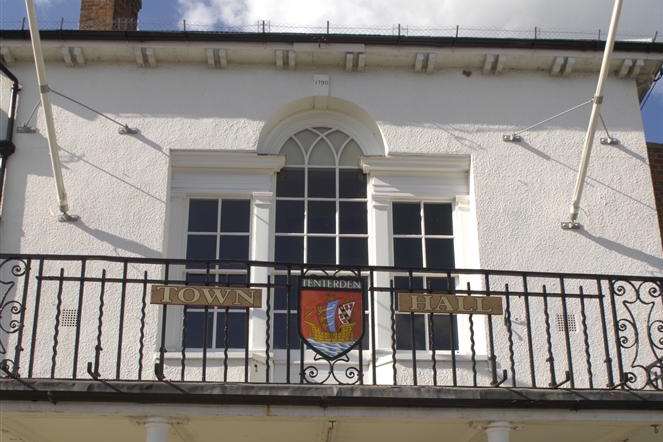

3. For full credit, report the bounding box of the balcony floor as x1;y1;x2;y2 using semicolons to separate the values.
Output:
2;377;663;408
2;380;663;442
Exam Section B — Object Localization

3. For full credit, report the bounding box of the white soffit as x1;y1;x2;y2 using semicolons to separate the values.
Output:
361;154;471;175
170;150;285;172
0;39;661;76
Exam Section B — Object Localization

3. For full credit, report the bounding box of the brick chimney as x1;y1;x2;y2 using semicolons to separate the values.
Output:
79;0;142;31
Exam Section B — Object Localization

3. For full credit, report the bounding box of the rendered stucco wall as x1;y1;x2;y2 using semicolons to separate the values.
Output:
647;142;663;249
0;62;660;276
0;59;660;389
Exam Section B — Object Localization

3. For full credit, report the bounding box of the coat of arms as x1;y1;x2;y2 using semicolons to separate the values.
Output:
299;276;364;360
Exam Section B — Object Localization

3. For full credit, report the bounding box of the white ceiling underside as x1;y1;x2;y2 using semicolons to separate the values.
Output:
3;410;663;442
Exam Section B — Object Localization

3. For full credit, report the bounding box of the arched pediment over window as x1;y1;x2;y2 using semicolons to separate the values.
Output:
257;96;387;157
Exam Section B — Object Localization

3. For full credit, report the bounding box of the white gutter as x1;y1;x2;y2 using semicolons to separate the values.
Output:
563;0;623;230
24;0;77;221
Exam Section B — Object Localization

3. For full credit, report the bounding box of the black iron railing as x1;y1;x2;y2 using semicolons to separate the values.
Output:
0;254;662;391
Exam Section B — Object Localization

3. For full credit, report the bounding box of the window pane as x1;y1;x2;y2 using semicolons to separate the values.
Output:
275;236;303;263
186;272;215;284
220;199;250;232
307;237;335;264
424;203;453;235
326;130;350;153
307;201;335;233
393;203;421;235
281;139;304;165
426;277;451;292
308;140;335;166
276;168;305;197
361;314;369;349
216;311;248;349
339;141;362;167
274;275;299;310
276;201;304;233
339;170;366;198
425;238;455;269
186;235;217;268
393;238;423;268
340;238;368;266
293;129;319;154
183;310;213;349
396;314;426;350
188;199;218;232
274;312;301;349
218;273;248;286
308;169;335;198
339;202;367;234
432;315;458;350
219;235;249;268
394;276;424;291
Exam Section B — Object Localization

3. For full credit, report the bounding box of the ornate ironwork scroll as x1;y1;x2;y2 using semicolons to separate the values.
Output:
0;259;28;374
611;279;663;390
302;353;361;385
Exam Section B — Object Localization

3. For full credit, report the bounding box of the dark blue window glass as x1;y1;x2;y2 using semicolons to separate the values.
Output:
220;200;250;232
188;199;218;232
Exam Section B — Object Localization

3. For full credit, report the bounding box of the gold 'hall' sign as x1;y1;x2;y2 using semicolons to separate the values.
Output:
397;293;503;315
151;285;262;308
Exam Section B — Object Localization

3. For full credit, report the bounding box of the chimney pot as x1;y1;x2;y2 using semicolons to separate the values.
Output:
79;0;142;31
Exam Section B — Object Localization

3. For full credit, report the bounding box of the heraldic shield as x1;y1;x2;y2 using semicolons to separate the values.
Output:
299;276;364;360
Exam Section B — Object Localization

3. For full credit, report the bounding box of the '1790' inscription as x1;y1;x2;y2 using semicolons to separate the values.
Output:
151;285;262;308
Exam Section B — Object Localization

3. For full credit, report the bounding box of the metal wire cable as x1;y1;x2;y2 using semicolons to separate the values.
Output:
598;113;616;141
48;88;135;132
18;100;40;129
510;99;593;136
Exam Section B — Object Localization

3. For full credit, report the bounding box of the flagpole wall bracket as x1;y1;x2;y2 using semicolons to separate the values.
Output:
118;125;139;135
58;212;80;222
600;136;619;145
16;125;37;134
560;221;581;230
502;134;522;142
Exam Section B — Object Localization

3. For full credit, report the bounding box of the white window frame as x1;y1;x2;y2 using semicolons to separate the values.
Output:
163;151;284;361
361;154;487;361
182;196;253;351
391;199;458;353
275;127;368;265
272;127;371;354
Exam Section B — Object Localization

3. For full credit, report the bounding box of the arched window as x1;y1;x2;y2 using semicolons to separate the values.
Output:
274;127;368;266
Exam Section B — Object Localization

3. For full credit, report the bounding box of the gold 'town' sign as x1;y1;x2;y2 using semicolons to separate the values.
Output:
151;285;262;308
397;293;503;315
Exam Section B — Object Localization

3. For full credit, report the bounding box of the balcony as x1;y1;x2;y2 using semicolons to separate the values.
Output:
1;254;662;408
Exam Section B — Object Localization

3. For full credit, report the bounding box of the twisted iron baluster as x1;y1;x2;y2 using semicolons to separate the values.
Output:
50;268;65;379
542;285;557;387
138;271;147;381
579;285;594;389
468;281;477;387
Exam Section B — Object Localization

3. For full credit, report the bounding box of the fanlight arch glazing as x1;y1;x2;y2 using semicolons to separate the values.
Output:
279;127;364;168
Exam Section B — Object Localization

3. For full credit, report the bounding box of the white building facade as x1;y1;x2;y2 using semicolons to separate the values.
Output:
1;4;663;441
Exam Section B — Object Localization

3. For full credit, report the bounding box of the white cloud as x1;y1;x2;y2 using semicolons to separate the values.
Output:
177;0;662;36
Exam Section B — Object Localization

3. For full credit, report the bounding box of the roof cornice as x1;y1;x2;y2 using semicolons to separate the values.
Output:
1;30;662;53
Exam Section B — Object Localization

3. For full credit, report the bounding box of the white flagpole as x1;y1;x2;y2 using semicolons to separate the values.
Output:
24;0;77;221
563;0;623;229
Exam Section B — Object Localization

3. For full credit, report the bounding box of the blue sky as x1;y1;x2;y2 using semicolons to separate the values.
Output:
0;0;661;142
